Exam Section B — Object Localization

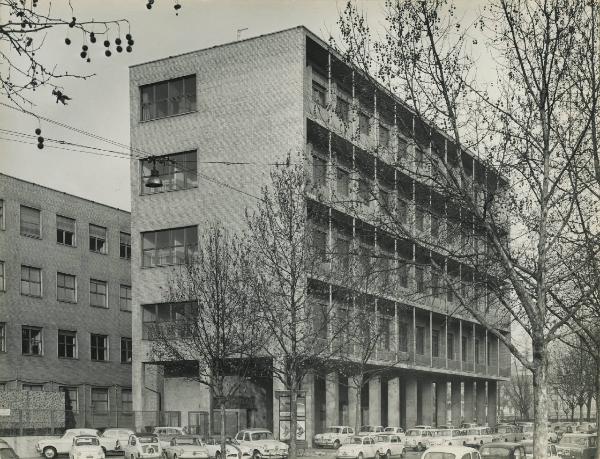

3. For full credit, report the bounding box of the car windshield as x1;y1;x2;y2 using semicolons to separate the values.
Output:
250;432;273;441
407;430;422;436
560;436;590;447
384;428;395;433
423;453;456;459
76;438;99;446
326;427;342;433
0;448;18;459
352;437;363;444
138;436;159;444
374;436;388;443
480;447;511;458
176;438;199;445
360;426;373;432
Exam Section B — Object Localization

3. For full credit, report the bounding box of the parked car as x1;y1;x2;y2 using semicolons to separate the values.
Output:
233;429;288;459
381;427;405;437
463;427;494;447
372;434;405;459
0;439;20;459
493;425;523;443
403;428;434;451
153;428;186;449
203;438;252;459
428;429;466;447
36;428;101;459
479;442;526;458
69;436;105;459
421;445;481;459
519;440;559;459
313;426;355;449
358;426;385;436
163;436;209;459
336;436;379;459
122;433;162;459
556;433;597;459
461;424;478;429
101;429;135;453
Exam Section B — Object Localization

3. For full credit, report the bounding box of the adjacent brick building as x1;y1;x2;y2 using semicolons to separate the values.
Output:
0;173;132;431
129;27;511;441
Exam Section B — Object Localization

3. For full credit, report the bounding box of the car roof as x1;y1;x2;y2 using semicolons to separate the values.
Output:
174;435;202;440
482;442;522;448
134;432;159;437
75;435;99;438
239;429;271;433
425;446;478;454
67;429;99;434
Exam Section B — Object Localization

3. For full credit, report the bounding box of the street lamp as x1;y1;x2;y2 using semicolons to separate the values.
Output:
145;157;163;188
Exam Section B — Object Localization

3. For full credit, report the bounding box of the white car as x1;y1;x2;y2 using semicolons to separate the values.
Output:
153;427;186;449
520;440;559;459
428;430;454;448
442;430;468;446
462;427;494;447
202;438;252;459
313;426;355;448
37;429;100;459
122;433;162;459
382;428;405;437
336;436;379;459
69;436;105;459
163;436;209;459
233;429;288;459
403;429;433;451
421;445;481;459
101;429;135;453
358;426;385;436
372;434;404;459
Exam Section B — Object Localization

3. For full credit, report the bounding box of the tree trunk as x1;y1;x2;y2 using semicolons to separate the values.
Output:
532;351;549;459
220;402;227;459
580;404;584;422
594;362;600;459
289;387;298;459
354;380;362;434
586;396;592;422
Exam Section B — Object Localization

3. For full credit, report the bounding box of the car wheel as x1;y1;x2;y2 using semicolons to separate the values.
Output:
216;452;222;459
357;453;364;459
102;447;107;456
375;451;380;459
252;450;261;459
386;449;391;459
44;447;57;459
333;440;341;450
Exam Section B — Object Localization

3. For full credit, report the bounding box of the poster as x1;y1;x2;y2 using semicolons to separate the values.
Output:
279;420;306;441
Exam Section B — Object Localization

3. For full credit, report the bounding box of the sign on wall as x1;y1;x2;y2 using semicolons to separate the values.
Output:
277;391;306;441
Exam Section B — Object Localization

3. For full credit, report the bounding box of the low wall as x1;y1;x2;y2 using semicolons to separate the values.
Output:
0;435;56;458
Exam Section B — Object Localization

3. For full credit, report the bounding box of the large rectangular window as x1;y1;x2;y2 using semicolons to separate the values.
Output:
312;155;327;188
415;266;425;293
91;388;109;413
475;338;482;364
312;228;328;262
336;168;350;196
120;232;131;259
336;97;349;122
56;215;76;246
60;386;78;411
90;279;108;308
20;206;41;238
21;265;41;297
141;151;197;194
120;337;132;364
142;302;199;340
432;329;439;358
140;75;196;121
415;326;425;355
58;330;77;358
91;334;108;361
57;272;77;303
415;207;425;231
447;333;455;360
312;81;326;107
359;112;370;135
142;226;198;267
398;322;409;352
119;285;132;312
121;389;133;412
22;384;43;391
89;224;107;254
22;326;42;355
462;336;468;362
379;125;390;147
0;323;5;352
398;260;409;288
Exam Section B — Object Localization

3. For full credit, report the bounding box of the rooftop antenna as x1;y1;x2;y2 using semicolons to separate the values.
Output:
237;27;248;41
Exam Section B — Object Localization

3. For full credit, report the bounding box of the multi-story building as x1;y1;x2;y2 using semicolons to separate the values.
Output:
129;27;511;441
0;174;132;430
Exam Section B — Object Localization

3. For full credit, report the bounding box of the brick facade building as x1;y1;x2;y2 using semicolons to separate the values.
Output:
0;173;132;430
129;27;511;441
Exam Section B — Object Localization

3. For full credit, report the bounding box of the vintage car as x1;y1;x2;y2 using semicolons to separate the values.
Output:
153;428;186;449
382;427;405;437
461;424;479;429
372;434;405;459
463;427;495;447
556;433;597;459
163;436;209;459
313;426;356;448
421;445;481;459
430;429;467;447
493;425;523;443
37;428;101;459
403;428;434;451
519;440;559;459
101;429;135;453
336;436;379;459
479;442;527;459
0;439;19;459
69;436;105;459
358;426;385;436
202;438;251;459
233;429;288;459
122;433;162;459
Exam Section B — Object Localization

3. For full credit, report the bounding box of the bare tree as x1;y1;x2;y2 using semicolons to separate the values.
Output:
504;361;533;421
148;224;263;459
332;1;600;457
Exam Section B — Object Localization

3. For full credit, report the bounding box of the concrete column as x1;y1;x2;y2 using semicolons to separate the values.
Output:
464;380;474;424
405;376;418;429
421;378;434;426
388;377;401;427
369;377;382;425
451;380;461;427
487;381;497;427
303;373;316;446
436;381;447;427
134;363;145;431
348;378;359;431
326;372;340;427
476;381;487;425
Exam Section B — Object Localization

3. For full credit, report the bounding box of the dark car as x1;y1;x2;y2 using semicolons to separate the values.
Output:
479;442;527;459
556;433;597;459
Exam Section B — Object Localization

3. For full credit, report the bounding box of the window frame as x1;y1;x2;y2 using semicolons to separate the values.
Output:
311;154;327;189
0;322;5;352
20;205;41;238
58;330;78;359
59;386;79;411
119;284;132;312
140;151;198;195
121;388;133;412
120;337;132;364
56;215;77;247
57;272;77;303
141;225;198;268
89;224;108;254
91;387;109;413
22;326;43;356
431;329;440;358
0;260;4;292
140;74;197;122
21;265;42;297
120;232;132;259
312;81;327;107
90;333;109;362
415;325;425;355
90;279;108;309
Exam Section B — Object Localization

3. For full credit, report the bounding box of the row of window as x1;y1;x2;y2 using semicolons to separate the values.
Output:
12;386;132;413
0;262;130;310
419;326;491;365
0;323;131;363
0;201;131;259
